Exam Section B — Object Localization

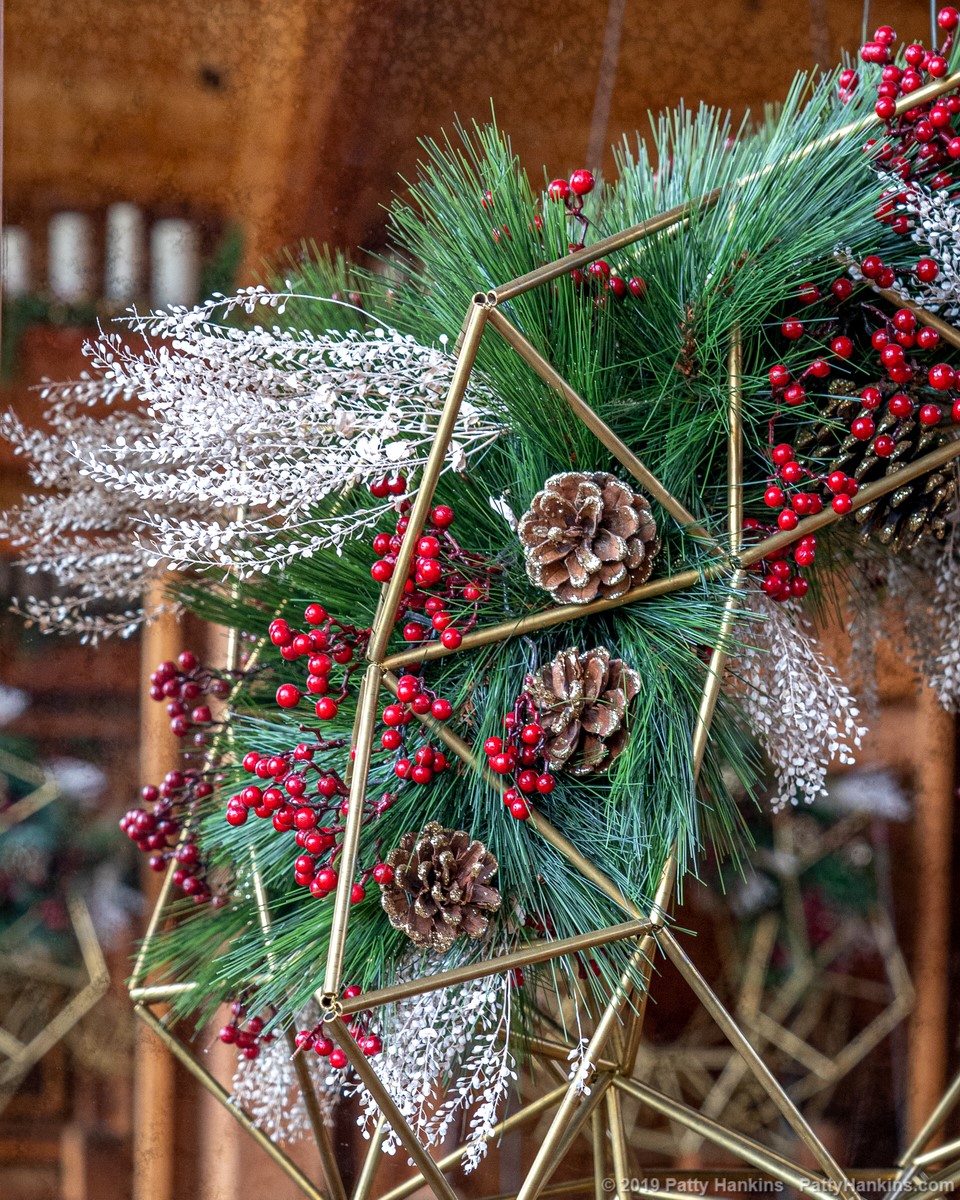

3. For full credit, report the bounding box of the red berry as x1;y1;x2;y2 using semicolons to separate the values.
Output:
627;277;647;299
920;403;943;426
569;168;595;196
918;326;940;350
316;867;338;891
781;319;804;340
893;309;917;334
831;336;854;359
798;282;820;305
431;698;453;720
369;478;390;499
548;178;570;201
851;416;875;440
489;753;512;774
861;386;882;409
771;443;794;465
314;1037;334;1057
808;358;831;379
269;620;292;647
874;435;896;457
371;561;393;583
778;509;799;531
831;277;854;301
440;628;463;650
304;603;327;626
917;258;940;283
769;364;791;388
861;256;884;279
276;684;301;709
832;494;853;515
484;736;503;756
764;486;786;508
939;6;959;30
929;363;956;391
372;863;394;885
780;461;803;485
351;883;366;904
536;773;556;794
827;471;848;494
783;383;806;407
402;622;423;642
791;578;810;598
431;505;455;528
314;698;338;721
395;674;421;702
509;799;530;820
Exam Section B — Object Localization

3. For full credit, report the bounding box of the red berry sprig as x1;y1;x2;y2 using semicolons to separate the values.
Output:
546;167;646;306
369;488;499;652
295;987;381;1069
218;1001;275;1061
484;695;556;820
120;769;225;904
148;650;244;747
381;673;453;786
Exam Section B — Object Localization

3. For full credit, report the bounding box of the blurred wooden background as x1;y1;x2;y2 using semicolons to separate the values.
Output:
2;2;957;1198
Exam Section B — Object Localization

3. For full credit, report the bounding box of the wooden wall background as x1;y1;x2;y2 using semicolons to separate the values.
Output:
2;2;957;1198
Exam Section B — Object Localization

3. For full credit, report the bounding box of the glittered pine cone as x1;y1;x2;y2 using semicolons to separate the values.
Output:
796;381;957;552
527;646;641;776
380;821;501;953
517;471;659;604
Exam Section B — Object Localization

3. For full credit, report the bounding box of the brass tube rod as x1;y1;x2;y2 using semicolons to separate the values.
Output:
367;300;488;664
353;1115;386;1200
485;306;710;539
491;69;960;307
323;663;383;999
656;927;856;1199
341;919;652;1015
375;1085;570;1200
612;1076;825;1194
129;982;199;1001
912;1135;960;1170
515;952;644;1200
517;1035;620;1075
134;1005;327;1200
288;1031;349;1200
327;1017;459;1200
381;568;709;671
898;1068;960;1167
494;197;719;302
591;1112;607;1200
606;1086;630;1200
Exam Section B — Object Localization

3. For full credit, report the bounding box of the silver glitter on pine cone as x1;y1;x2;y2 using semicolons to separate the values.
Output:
528;646;641;776
380;822;501;953
517;471;659;604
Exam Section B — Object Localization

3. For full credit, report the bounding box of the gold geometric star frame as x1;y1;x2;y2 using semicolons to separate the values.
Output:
130;70;960;1200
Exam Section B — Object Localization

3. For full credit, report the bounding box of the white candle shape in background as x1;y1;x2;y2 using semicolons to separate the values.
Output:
48;211;93;302
150;219;199;308
2;227;31;298
104;202;144;304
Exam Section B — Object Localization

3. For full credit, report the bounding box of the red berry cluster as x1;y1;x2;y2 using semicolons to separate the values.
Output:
148;651;234;745
218;1001;275;1061
369;481;497;652
854;10;960;215
295;987;381;1069
483;695;556;821
270;605;372;726
120;769;223;904
227;741;392;902
545;167;646;305
382;673;453;785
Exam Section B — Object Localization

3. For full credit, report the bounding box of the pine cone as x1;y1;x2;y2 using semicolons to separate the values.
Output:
518;471;659;604
796;381;957;552
380;822;501;953
528;646;641;776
